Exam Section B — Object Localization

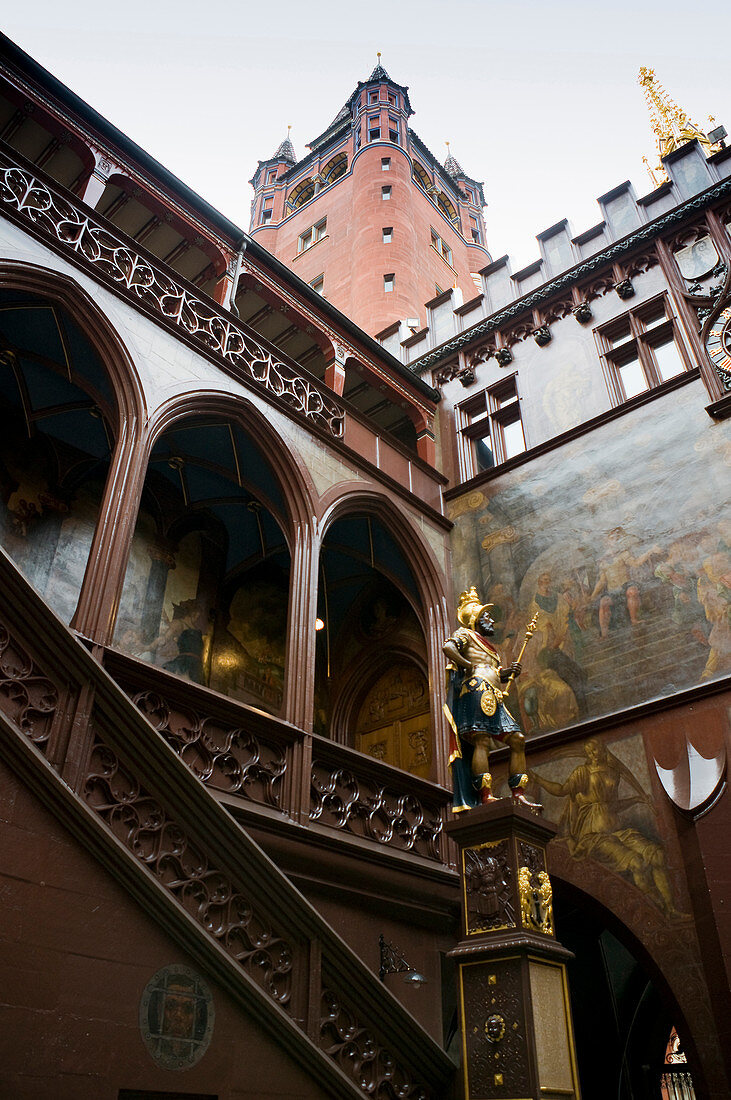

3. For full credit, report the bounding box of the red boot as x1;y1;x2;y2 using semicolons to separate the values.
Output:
508;773;542;812
478;773;499;805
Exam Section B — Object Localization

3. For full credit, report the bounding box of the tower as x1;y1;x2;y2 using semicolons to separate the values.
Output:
249;59;490;336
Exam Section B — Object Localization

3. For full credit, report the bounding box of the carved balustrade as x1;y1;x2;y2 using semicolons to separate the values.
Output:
310;738;449;862
0;547;455;1099
0;143;345;438
106;650;293;816
105;650;452;864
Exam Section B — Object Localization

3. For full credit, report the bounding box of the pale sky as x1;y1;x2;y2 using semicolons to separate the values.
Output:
5;1;731;270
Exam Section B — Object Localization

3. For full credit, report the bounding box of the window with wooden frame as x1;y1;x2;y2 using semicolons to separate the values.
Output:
298;217;327;253
259;195;274;225
430;229;453;266
596;294;691;403
368;115;381;142
456;375;526;479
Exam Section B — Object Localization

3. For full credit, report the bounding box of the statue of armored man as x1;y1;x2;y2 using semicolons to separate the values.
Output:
443;586;540;812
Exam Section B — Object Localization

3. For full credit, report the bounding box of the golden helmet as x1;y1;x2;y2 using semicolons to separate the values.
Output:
457;586;493;630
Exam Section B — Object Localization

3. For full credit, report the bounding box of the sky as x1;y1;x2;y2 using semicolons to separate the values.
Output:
5;1;731;269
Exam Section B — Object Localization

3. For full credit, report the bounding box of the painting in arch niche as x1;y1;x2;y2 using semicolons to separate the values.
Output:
356;661;431;779
209;559;288;714
116;526;216;687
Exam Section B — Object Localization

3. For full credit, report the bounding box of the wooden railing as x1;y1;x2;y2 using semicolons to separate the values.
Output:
104;648;452;866
0;547;456;1100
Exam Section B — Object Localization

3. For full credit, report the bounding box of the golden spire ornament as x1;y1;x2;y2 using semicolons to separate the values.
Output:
638;67;722;185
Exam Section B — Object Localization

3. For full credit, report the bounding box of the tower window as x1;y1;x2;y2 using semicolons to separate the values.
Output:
382;227;393;243
260;195;274;225
388;92;397;107
369;90;379;104
382;186;392;200
430;230;453;266
388;116;400;144
381;157;391;171
298;217;327;253
266;168;278;184
469;215;482;244
384;273;395;293
368;116;381;142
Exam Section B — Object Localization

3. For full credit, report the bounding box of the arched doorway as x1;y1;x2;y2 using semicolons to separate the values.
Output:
554;879;701;1100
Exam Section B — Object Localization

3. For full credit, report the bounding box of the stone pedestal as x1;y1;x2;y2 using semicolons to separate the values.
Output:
446;801;581;1100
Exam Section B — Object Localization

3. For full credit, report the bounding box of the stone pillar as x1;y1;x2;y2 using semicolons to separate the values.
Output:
446;801;581;1100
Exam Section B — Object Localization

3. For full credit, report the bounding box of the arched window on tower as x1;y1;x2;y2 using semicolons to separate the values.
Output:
288;176;317;209
412;161;432;194
322;152;347;185
436;192;459;227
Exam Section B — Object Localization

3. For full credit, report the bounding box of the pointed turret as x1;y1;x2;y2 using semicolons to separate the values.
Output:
368;54;391;83
443;142;464;179
272;127;297;166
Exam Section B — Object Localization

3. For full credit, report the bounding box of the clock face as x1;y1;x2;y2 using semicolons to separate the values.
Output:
706;305;731;377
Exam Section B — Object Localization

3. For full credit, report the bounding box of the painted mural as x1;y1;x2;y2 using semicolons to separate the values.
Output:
0;415;103;624
448;389;731;734
116;526;288;714
529;735;679;917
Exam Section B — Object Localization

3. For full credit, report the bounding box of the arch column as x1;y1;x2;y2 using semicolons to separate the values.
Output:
283;518;319;733
71;415;148;645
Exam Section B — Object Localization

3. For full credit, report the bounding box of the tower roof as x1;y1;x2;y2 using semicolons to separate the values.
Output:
443;145;464;178
272;129;297;165
367;60;392;82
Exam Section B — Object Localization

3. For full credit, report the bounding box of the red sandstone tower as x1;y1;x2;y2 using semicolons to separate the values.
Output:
249;60;490;336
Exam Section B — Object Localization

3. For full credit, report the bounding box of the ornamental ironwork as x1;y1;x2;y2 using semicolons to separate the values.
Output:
0;153;345;438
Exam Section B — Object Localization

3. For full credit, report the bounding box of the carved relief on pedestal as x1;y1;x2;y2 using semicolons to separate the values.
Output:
517;841;554;936
463;839;514;935
461;958;530;1098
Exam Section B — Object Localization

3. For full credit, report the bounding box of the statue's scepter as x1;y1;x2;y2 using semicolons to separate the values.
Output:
501;612;539;698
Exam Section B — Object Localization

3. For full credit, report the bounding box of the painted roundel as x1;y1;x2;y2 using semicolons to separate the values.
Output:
705;304;731;382
139;965;215;1071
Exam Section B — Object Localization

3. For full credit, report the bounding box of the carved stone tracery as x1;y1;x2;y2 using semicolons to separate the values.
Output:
83;734;294;1004
0;620;59;747
320;987;431;1100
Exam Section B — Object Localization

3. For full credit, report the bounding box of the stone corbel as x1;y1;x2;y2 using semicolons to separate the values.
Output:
79;148;121;210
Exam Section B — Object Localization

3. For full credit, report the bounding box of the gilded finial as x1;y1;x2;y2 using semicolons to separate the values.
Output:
638;66;721;180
